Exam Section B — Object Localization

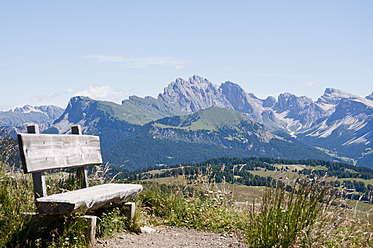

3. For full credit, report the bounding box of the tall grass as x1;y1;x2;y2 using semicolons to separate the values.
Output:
140;168;373;247
139;182;248;232
0;165;35;247
0;131;140;247
245;177;334;247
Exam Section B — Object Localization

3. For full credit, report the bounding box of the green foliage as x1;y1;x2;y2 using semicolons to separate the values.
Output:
0;169;35;247
0;131;34;247
139;183;247;232
246;177;335;247
155;107;257;131
9;215;89;247
96;207;128;238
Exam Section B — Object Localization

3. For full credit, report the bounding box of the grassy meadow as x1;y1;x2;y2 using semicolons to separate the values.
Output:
0;132;373;247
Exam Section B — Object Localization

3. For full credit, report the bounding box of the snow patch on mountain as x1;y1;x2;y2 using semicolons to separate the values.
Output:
343;132;371;146
346;118;367;131
11;105;45;114
306;120;338;138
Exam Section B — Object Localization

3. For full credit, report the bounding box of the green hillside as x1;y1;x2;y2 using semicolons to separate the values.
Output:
79;96;181;125
102;108;333;170
154;107;254;131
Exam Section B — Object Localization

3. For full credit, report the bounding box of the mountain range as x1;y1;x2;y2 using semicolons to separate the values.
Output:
3;75;373;170
0;105;64;136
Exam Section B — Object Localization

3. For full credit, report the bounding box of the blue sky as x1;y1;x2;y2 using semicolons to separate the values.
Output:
1;1;372;110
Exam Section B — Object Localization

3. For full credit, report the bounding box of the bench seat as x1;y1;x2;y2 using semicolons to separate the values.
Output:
36;183;143;215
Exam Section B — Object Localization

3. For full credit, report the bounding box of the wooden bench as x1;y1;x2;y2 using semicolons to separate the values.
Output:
17;124;142;216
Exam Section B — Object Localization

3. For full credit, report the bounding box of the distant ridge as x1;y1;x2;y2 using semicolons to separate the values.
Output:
0;104;63;126
7;75;373;169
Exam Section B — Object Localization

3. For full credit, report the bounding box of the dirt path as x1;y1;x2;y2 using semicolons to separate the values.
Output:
95;226;248;248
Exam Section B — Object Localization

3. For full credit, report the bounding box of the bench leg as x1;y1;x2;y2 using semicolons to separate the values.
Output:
81;215;97;247
124;202;136;220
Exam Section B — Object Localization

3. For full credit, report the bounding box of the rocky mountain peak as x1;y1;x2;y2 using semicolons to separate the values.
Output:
317;88;357;106
219;81;263;121
158;76;233;112
53;96;92;129
0;104;64;130
11;104;35;113
9;104;64;120
275;93;313;112
367;92;373;101
219;81;246;99
263;96;276;108
273;93;325;129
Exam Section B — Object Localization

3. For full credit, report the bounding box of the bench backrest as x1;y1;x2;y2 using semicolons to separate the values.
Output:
17;124;102;199
18;130;102;173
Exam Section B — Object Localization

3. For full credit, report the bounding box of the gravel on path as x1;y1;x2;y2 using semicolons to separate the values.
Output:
95;226;248;248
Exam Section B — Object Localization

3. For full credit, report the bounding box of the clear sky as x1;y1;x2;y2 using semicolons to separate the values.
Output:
1;1;372;110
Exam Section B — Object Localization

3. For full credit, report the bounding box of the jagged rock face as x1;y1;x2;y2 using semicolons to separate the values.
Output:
36;105;66;120
263;96;276;108
317;88;358;111
219;81;263;122
158;75;233;112
276;93;312;112
52;96;97;133
273;93;325;128
328;98;373;124
299;95;373;164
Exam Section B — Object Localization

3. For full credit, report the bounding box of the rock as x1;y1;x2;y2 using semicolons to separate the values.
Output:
140;226;156;234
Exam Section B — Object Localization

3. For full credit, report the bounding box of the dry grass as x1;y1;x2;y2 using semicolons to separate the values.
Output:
138;166;373;247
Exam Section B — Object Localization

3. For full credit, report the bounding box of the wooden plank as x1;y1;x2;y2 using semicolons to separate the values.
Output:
24;124;48;198
36;183;143;215
71;125;89;188
32;172;47;198
18;133;102;173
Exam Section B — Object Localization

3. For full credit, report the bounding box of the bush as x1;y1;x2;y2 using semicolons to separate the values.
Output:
246;177;335;247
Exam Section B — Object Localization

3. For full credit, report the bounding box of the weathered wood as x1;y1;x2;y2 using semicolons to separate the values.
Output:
25;124;48;198
81;215;97;247
36;183;143;215
18;133;102;173
124;202;136;220
32;172;47;198
71;125;89;188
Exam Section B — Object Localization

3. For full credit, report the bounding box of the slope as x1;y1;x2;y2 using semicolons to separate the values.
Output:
103;107;332;170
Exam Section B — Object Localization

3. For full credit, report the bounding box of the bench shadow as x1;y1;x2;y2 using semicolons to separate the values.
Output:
7;214;89;247
7;205;140;247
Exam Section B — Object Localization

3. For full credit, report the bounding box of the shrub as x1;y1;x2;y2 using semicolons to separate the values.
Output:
246;177;335;247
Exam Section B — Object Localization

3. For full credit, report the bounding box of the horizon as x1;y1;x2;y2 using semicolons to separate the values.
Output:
1;74;371;112
1;1;373;110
